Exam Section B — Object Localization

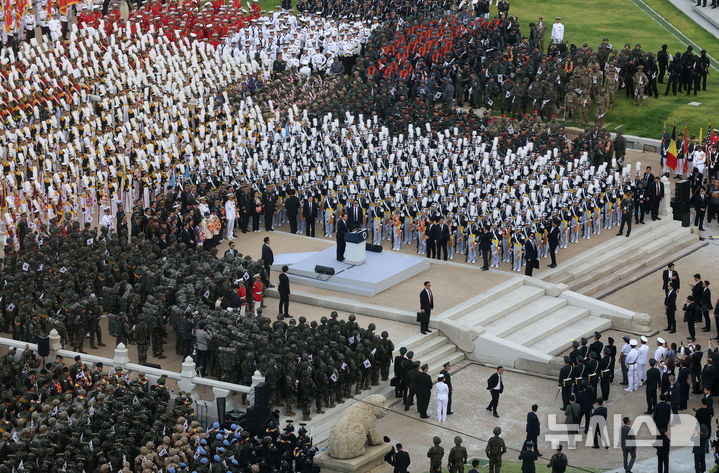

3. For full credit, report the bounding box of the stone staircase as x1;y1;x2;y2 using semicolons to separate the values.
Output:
295;331;465;444
394;331;466;376
437;278;611;364
537;219;705;299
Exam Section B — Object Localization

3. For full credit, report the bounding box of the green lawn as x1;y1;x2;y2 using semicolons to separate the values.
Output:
254;0;719;138
486;0;719;137
422;460;603;473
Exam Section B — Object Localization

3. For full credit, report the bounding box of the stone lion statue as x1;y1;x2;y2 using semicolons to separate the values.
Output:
327;394;388;459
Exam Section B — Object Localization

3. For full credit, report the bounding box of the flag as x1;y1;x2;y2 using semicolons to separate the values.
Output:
682;127;689;173
666;125;678;171
4;0;12;33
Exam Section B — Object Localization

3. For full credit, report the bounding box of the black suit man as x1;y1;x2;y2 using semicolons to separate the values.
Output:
261;237;274;284
548;221;560;268
653;394;672;428
642;167;655;188
480;227;492;270
278;265;290;316
303;196;318;237
348;202;363;230
435;217;450;261
426;221;437;258
524;231;538;276
285;192;300;233
486;366;504;417
649;177;664;220
393;444;411;473
337;212;349;261
694;187;708;230
662;263;680;295
645;359;661;413
439;362;453;415
419;281;434;334
664;284;677;332
702;281;712;332
417;364;433;418
526;405;541;453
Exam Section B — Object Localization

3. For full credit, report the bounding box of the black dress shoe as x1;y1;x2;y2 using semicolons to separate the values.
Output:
669;330;676;333
420;415;430;419
548;264;557;268
493;413;499;418
616;233;623;236
421;331;427;335
425;329;432;333
447;411;454;415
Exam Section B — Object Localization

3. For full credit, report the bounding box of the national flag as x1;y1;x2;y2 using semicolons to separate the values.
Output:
5;0;12;33
58;0;67;15
666;125;678;171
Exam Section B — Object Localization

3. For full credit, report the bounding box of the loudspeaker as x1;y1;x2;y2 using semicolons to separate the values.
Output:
216;396;226;426
37;335;49;357
675;180;690;207
253;382;270;409
314;265;335;275
365;243;383;253
245;405;271;435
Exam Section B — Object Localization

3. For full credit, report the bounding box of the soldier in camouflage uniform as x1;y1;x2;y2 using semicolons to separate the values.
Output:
427;436;445;473
135;318;150;365
448;436;468;473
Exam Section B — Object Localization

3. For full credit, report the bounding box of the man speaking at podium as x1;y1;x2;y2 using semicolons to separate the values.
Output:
337;212;349;261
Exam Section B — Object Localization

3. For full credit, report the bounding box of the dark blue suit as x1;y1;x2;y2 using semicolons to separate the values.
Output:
525;411;540;452
337;218;349;261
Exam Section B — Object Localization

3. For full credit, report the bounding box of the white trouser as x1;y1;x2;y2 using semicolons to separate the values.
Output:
226;218;235;238
254;300;261;315
436;397;448;421
637;364;647;382
628;365;640;391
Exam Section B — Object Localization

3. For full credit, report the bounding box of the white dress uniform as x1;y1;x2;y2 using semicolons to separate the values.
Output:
625;341;640;392
637;338;649;383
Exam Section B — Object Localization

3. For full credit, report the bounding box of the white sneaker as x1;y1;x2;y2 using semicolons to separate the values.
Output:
624;387;633;392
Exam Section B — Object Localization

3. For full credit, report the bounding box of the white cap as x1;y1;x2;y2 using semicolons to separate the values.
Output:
657;337;666;344
630;339;638;346
640;336;648;343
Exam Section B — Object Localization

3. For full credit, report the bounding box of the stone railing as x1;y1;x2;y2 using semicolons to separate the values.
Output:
1;329;262;423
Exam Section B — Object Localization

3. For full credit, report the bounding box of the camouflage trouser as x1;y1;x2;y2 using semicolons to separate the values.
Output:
299;397;311;418
270;383;282;407
89;320;102;347
488;456;502;473
380;361;390;381
450;464;464;473
343;379;354;398
151;329;164;356
315;391;328;411
328;386;338;407
72;332;85;352
137;343;148;365
371;367;380;385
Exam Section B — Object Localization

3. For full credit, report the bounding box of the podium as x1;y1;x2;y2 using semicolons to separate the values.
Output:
344;230;368;265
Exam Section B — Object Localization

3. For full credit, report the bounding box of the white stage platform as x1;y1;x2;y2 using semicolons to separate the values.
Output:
271;246;430;297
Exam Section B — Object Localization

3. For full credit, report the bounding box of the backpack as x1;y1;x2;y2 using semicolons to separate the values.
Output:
552;452;567;473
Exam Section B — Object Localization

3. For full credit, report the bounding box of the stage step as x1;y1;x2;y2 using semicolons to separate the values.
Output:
452;285;545;327
588;239;708;299
543;219;674;284
483;296;567;337
529;316;612;356
565;225;690;290
539;219;703;300
504;305;590;347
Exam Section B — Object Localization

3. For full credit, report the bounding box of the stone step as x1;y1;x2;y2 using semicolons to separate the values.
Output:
420;343;460;367
543;219;674;283
567;226;691;290
453;286;545;328
409;335;450;359
590;239;707;299
484;296;567;337
504;305;589;346
427;350;465;376
571;226;693;293
529;317;612;356
393;330;438;356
